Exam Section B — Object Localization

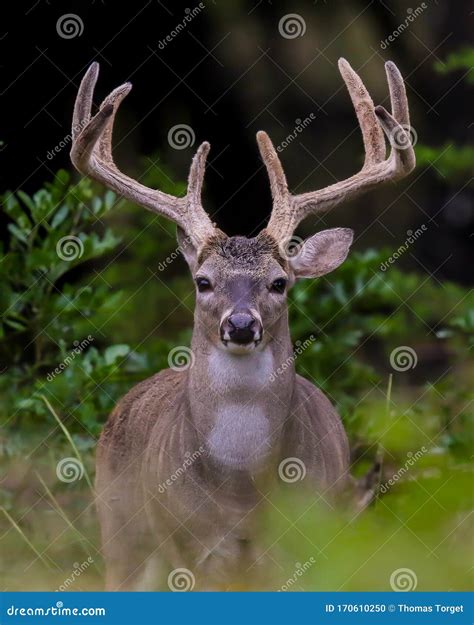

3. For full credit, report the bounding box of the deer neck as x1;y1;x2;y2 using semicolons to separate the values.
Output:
187;313;295;474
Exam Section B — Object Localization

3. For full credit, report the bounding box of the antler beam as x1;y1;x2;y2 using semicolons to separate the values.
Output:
258;59;416;243
70;63;216;249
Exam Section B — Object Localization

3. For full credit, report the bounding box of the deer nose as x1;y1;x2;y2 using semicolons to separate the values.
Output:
221;312;261;345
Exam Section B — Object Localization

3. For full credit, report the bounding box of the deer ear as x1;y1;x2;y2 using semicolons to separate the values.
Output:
289;228;354;279
177;226;198;272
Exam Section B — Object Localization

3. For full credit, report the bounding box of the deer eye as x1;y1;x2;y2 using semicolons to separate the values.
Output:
196;277;212;293
270;278;287;294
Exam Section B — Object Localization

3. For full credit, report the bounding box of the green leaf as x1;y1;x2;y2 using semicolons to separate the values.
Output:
7;223;28;244
104;344;130;366
51;204;69;228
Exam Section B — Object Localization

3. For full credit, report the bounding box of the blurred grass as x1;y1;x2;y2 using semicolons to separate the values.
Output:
0;377;472;591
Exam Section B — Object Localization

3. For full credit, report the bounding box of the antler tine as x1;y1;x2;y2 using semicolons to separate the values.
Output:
384;60;409;126
72;62;98;141
70;63;216;249
262;59;416;244
337;58;385;168
256;131;290;204
186;141;223;240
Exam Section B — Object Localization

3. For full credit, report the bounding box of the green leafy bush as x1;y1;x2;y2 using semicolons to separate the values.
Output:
0;171;171;437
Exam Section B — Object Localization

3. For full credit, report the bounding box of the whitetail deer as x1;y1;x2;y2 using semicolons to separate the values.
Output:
70;59;415;590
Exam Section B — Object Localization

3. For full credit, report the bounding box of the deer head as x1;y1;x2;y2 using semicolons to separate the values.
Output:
71;60;415;355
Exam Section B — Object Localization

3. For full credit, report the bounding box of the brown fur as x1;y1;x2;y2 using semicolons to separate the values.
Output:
96;368;350;590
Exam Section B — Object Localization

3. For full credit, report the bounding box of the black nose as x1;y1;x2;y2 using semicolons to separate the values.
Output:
223;313;259;345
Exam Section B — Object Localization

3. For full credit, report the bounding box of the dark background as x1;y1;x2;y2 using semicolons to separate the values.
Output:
1;0;472;282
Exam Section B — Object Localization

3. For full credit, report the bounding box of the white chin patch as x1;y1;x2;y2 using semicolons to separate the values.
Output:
223;341;258;354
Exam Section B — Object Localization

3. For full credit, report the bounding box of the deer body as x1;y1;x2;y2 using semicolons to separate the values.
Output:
96;360;350;590
70;59;415;590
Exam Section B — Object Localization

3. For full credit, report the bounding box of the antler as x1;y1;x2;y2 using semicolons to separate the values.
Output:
257;59;416;243
70;63;216;249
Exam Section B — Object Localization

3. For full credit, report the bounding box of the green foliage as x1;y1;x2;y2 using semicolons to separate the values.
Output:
416;144;474;184
0;171;171;436
434;47;474;84
416;47;473;184
289;249;473;436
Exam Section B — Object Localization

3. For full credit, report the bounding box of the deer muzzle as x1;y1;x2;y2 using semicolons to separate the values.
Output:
220;311;262;348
